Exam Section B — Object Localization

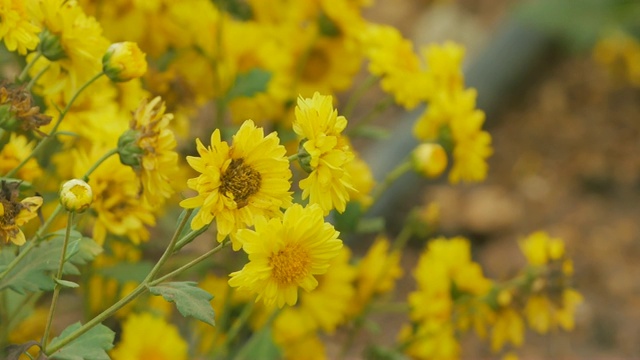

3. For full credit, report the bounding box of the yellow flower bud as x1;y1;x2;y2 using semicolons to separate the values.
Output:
411;143;447;178
59;179;93;213
102;42;147;82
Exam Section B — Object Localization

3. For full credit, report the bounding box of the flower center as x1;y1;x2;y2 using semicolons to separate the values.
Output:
269;243;311;286
301;48;330;83
220;158;261;209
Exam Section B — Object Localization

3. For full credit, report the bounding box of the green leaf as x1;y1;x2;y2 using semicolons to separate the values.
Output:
97;261;154;283
149;281;215;326
233;328;282;360
55;279;79;288
0;231;101;293
48;322;114;360
225;69;271;100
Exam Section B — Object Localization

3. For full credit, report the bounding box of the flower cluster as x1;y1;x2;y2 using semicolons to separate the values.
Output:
0;1;584;360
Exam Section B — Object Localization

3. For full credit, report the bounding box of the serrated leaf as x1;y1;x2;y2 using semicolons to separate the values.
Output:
48;322;114;360
149;281;215;326
0;232;101;293
97;262;154;283
225;69;271;100
233;328;282;360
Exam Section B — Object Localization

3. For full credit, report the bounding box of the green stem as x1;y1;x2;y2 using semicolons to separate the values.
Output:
82;148;118;182
26;64;50;91
152;239;229;285
370;159;413;206
343;75;378;119
44;209;200;356
287;154;299;162
218;300;255;354
17;52;42;83
42;211;74;352
392;222;414;252
5;72;104;178
0;204;63;281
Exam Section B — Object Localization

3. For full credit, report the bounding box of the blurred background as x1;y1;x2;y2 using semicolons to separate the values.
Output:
347;0;640;358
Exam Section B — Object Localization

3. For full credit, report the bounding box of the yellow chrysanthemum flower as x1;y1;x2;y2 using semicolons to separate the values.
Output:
0;181;43;246
413;88;493;184
119;97;179;205
0;133;42;182
74;146;155;245
110;312;188;360
27;0;109;102
272;307;327;360
293;92;355;214
229;203;343;308
299;246;356;333
0;0;40;55
351;235;403;315
398;322;460;360
491;307;525;352
180;119;292;250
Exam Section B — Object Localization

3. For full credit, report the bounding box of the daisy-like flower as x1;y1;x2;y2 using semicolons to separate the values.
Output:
0;181;43;246
228;203;343;308
118;97;179;205
180;120;292;249
74;146;155;245
0;0;40;55
293;92;355;214
298;246;356;333
110;312;188;360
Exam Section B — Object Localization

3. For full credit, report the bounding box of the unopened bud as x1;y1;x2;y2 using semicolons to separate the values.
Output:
39;29;66;61
102;42;147;82
60;179;93;213
117;129;143;168
296;139;314;173
412;143;447;178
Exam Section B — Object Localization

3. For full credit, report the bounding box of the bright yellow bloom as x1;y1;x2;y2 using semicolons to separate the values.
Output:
110;313;188;360
59;179;93;213
0;182;42;246
103;42;147;82
351;236;403;315
120;97;179;205
491;308;524;352
229;204;343;308
344;145;374;209
299;246;356;333
0;133;42;182
74;145;155;245
412;142;448;178
414;88;492;184
273;308;326;360
180;120;292;249
398;322;460;360
519;231;565;266
27;0;110;103
293;92;355;214
0;0;40;55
